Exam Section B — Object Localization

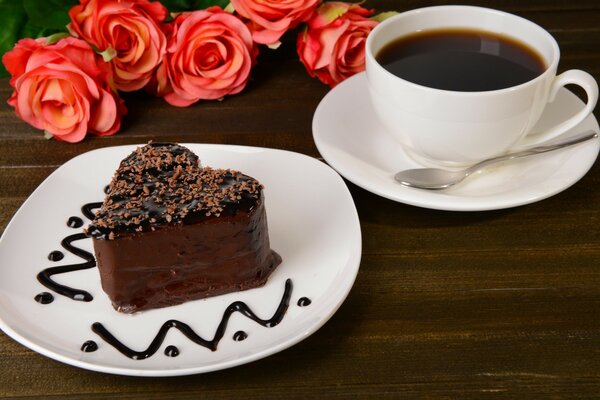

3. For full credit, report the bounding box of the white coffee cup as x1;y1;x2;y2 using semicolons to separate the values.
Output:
365;5;598;166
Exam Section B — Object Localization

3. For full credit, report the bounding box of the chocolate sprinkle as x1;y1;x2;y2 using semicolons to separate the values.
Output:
87;143;262;240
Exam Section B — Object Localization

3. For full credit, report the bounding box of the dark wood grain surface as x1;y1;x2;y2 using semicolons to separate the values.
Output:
1;1;600;398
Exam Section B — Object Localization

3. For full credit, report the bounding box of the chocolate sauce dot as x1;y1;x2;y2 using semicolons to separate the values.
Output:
103;185;110;194
297;297;312;307
34;292;54;304
67;216;84;228
233;331;248;342
48;250;64;262
81;340;98;352
164;345;180;357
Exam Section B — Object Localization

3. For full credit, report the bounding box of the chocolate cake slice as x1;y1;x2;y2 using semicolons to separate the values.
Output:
87;143;281;313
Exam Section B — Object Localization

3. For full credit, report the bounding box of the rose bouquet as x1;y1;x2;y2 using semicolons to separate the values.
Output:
1;0;394;142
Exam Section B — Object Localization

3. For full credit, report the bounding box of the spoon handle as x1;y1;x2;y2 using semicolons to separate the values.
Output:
465;130;599;176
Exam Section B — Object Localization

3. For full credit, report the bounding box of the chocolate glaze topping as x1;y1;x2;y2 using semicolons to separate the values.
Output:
87;143;262;240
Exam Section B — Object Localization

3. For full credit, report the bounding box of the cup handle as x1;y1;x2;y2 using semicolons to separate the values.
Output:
522;69;598;147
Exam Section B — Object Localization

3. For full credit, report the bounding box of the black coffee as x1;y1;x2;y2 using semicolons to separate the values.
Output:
376;28;546;92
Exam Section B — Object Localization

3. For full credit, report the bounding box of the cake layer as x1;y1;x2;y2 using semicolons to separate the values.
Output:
93;199;281;313
87;143;282;313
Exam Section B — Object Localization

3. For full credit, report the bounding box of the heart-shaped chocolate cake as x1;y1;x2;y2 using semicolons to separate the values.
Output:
87;143;281;313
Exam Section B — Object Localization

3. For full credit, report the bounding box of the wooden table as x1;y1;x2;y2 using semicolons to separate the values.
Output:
1;0;599;398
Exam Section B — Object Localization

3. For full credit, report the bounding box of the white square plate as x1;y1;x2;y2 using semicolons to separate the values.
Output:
0;144;361;376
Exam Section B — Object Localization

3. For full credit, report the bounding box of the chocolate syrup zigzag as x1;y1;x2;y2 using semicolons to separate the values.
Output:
92;279;293;359
36;202;102;302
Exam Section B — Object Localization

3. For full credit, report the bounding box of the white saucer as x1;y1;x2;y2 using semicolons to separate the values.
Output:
312;72;600;211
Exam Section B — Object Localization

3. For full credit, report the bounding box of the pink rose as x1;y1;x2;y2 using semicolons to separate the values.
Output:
297;2;378;88
68;0;167;92
230;0;321;45
151;7;258;107
2;37;126;143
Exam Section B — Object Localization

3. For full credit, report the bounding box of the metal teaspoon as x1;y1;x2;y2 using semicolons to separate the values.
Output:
394;130;599;190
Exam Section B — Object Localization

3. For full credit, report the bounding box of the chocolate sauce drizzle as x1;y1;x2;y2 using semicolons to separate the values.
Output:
297;297;312;307
91;279;293;359
34;197;300;360
164;345;180;357
82;202;103;220
36;233;96;302
47;251;64;262
34;292;54;304
35;202;101;303
81;340;98;352
67;216;84;228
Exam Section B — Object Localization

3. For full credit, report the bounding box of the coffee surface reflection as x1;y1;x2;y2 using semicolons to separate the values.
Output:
376;29;546;92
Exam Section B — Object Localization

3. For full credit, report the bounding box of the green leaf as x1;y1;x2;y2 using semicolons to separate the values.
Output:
0;0;73;78
0;0;232;78
23;0;77;31
193;0;230;10
0;1;27;77
20;22;62;40
160;0;229;11
46;32;70;45
319;3;351;24
160;0;194;12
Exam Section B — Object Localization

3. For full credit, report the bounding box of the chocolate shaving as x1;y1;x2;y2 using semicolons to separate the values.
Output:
87;143;262;240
